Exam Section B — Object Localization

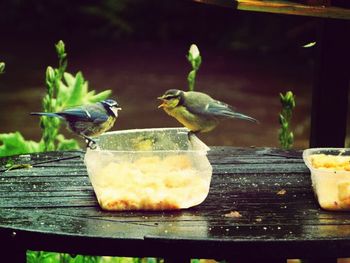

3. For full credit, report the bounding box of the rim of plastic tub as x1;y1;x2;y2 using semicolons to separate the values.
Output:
303;147;350;175
87;127;211;153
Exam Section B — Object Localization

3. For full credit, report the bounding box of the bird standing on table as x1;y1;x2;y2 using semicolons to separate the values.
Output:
158;89;258;134
31;99;121;148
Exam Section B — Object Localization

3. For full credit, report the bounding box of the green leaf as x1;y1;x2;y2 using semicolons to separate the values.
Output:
65;72;85;107
87;89;112;103
80;81;89;103
27;251;40;263
187;53;193;63
145;258;158;263
0;132;42;157
46;66;56;84
63;72;76;88
56;81;69;109
40;252;60;263
280;91;295;109
193;55;202;70
56;135;81;151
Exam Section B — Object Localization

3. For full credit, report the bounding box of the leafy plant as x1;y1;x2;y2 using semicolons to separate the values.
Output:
27;252;168;263
41;40;111;151
0;132;43;157
26;251;225;262
0;40;111;157
278;91;296;149
27;251;59;263
187;44;202;91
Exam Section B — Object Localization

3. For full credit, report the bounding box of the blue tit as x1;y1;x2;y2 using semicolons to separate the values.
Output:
158;89;258;134
31;99;121;147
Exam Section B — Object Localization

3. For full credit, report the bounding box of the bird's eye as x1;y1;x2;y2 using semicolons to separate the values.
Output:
164;95;177;100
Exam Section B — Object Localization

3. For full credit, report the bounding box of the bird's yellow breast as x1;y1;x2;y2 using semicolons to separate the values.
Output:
84;116;116;136
163;105;217;133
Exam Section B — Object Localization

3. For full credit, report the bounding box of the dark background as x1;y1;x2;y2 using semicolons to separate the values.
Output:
1;0;344;148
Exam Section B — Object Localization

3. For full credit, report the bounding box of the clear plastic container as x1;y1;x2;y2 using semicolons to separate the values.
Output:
303;148;350;211
84;128;212;211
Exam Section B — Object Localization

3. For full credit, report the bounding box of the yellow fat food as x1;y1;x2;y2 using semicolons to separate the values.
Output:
93;154;209;210
310;154;350;171
309;154;350;210
338;182;350;204
162;155;192;169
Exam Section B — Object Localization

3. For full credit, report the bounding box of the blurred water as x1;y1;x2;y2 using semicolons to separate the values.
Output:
0;41;316;149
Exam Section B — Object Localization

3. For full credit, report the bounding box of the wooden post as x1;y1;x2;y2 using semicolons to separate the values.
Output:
310;19;350;147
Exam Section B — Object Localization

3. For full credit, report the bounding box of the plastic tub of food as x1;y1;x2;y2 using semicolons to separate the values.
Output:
84;127;212;211
303;148;350;211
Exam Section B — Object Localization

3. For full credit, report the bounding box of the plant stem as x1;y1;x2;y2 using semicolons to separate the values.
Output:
278;91;296;149
187;44;201;91
41;41;68;151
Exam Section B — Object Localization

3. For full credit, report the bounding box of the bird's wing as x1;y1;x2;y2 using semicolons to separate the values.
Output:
59;105;108;123
206;100;258;122
183;91;216;116
206;100;237;117
186;97;257;123
184;92;232;117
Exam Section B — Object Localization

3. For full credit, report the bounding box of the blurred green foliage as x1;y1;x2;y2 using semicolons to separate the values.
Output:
0;132;43;157
41;40;111;151
279;91;296;149
27;251;164;263
0;40;111;157
26;251;218;263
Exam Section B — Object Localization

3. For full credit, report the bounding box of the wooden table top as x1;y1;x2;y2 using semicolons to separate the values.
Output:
1;147;350;261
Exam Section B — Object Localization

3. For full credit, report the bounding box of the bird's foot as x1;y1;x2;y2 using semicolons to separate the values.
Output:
85;137;97;150
187;130;198;141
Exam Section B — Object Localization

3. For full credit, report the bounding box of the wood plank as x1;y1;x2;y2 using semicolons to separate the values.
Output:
2;207;350;242
1;149;350;260
193;0;350;19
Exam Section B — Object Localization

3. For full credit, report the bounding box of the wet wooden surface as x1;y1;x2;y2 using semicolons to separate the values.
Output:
1;148;350;262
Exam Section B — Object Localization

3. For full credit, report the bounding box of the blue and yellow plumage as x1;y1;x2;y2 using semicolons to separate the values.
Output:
158;89;258;134
31;99;121;147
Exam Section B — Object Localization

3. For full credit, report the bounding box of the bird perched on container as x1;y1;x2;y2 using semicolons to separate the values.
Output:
31;99;121;148
158;89;258;134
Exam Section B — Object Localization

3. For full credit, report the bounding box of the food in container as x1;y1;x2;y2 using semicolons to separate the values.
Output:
303;148;350;211
84;128;212;211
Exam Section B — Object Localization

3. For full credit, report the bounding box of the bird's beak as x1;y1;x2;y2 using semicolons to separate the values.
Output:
157;96;165;108
111;107;122;117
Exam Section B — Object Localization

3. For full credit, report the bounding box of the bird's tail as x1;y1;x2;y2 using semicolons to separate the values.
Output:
232;112;259;123
30;112;60;118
